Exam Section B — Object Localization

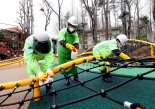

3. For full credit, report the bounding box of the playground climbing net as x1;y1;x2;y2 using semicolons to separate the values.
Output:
0;57;155;109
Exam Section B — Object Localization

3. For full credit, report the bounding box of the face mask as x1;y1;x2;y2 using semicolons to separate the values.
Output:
117;41;122;48
69;27;75;32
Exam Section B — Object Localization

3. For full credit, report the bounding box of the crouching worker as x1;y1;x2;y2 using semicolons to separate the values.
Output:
58;16;81;86
23;32;55;92
93;34;130;82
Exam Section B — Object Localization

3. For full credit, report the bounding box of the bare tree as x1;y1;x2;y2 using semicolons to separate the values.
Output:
153;0;155;21
40;0;53;31
149;0;152;32
118;0;134;38
124;0;134;38
63;11;71;27
153;0;155;41
110;0;120;27
17;0;33;37
44;0;63;31
101;0;110;40
136;0;140;39
80;0;99;44
140;16;149;39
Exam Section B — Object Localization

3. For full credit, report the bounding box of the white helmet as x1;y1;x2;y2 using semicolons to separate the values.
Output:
34;32;49;42
67;16;78;26
33;32;51;54
116;34;128;45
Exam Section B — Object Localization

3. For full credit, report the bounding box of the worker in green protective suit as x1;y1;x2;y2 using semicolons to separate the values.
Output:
93;34;130;82
58;16;81;86
23;32;55;92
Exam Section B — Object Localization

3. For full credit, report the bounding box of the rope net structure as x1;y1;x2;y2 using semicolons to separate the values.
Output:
0;39;155;109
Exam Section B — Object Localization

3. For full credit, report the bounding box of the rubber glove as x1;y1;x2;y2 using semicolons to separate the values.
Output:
37;72;47;85
45;68;54;83
37;72;46;82
65;43;74;50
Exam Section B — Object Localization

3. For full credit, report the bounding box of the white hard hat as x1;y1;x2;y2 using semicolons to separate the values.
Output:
67;16;78;26
34;32;49;42
116;34;128;45
33;32;51;54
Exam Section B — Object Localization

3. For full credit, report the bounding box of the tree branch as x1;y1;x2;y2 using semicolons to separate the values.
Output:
44;0;59;16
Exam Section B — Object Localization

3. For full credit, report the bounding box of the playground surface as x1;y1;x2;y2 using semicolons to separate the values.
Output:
0;64;31;109
0;61;155;109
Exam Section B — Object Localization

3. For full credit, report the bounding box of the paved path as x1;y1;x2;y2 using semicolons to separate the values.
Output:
0;64;31;109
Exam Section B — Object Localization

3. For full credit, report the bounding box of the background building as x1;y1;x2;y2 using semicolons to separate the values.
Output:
0;27;24;59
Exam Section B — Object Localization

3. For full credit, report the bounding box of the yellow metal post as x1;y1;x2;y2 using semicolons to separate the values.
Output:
34;81;40;101
22;59;25;64
150;45;155;58
18;60;21;67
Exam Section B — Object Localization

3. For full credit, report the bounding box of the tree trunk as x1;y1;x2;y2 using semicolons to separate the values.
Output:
58;0;61;31
153;0;155;41
136;0;140;39
103;0;109;40
101;5;104;37
153;0;155;20
91;17;97;44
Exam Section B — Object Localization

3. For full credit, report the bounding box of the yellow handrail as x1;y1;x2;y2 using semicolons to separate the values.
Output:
0;55;104;101
129;39;155;46
129;39;155;58
77;52;92;57
0;56;23;63
0;39;155;101
0;57;24;67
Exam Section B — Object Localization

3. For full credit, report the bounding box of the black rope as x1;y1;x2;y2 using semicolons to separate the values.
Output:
0;64;124;107
55;93;99;109
112;74;155;80
0;83;20;105
0;57;153;97
71;77;125;107
106;94;124;106
0;57;154;108
52;69;155;108
18;84;33;109
0;87;17;105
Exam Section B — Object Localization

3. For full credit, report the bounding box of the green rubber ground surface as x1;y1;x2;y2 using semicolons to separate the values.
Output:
28;62;155;109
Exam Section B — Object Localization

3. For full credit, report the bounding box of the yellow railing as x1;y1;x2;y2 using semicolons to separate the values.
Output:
129;39;155;58
0;39;154;101
0;56;24;67
0;55;104;101
129;39;155;46
0;52;87;67
77;52;92;57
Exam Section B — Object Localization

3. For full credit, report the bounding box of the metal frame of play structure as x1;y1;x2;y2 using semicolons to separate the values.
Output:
0;39;154;102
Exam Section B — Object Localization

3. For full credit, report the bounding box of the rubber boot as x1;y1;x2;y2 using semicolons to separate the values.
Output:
101;69;112;82
73;74;82;83
64;75;70;86
46;84;51;93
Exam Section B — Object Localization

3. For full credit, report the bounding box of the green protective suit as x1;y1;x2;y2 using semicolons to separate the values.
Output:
93;39;119;71
23;35;54;76
58;28;79;74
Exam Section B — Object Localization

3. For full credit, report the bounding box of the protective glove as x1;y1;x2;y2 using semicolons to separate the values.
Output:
37;72;47;82
71;47;78;59
65;43;75;50
37;72;47;85
119;52;130;60
45;68;54;83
